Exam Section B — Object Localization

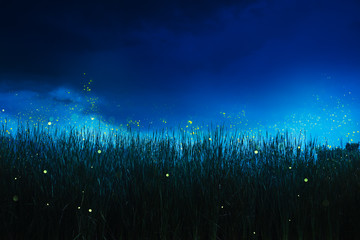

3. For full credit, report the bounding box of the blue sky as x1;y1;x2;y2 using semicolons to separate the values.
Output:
0;0;360;146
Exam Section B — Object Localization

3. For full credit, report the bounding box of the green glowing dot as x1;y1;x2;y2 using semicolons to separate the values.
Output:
13;195;19;202
322;199;330;207
289;166;292;170
97;150;101;154
254;150;259;154
47;122;51;126
304;178;308;182
166;173;169;177
221;205;224;209
78;206;81;209
46;203;49;206
89;209;92;212
43;170;47;174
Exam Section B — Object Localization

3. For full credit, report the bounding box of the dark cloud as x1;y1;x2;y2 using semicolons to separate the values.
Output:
0;0;262;79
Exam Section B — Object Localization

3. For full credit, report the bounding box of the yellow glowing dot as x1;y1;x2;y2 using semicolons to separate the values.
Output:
304;178;308;182
289;167;292;170
221;205;224;209
14;177;17;180
166;173;170;177
97;150;101;154
254;150;259;154
253;232;256;235
46;203;49;206
43;170;47;174
88;209;92;212
188;120;192;124
48;122;51;125
91;117;94;120
209;138;212;141
13;195;19;202
78;206;81;209
297;146;300;149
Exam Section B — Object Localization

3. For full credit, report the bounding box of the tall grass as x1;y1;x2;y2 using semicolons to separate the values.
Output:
0;122;359;239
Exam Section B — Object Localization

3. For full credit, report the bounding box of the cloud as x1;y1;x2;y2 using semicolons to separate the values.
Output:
0;0;261;78
48;87;83;105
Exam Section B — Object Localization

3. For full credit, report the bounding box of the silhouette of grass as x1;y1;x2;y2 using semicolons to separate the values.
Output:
0;122;359;239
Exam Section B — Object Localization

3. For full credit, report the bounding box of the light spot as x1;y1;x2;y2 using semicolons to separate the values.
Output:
166;173;170;177
13;195;19;202
254;150;259;154
97;150;102;154
47;122;52;126
304;178;308;182
89;209;92;212
322;199;330;207
43;170;47;174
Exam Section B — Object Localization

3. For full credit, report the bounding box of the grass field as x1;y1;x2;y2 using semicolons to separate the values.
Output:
1;121;359;240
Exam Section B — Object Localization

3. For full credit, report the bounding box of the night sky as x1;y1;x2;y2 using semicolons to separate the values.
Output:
1;0;360;146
